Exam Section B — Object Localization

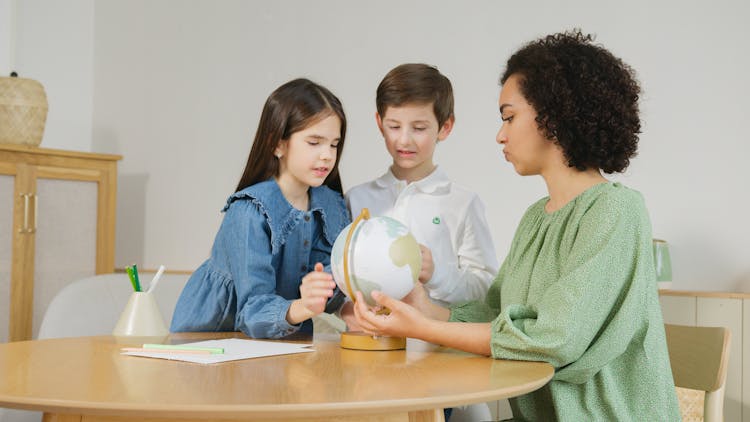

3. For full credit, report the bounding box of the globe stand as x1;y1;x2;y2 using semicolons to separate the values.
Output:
340;331;406;351
339;208;406;351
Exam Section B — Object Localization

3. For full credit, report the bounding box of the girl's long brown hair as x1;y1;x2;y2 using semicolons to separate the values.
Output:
236;78;347;193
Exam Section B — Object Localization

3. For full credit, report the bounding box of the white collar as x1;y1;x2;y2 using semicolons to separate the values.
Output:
373;166;451;194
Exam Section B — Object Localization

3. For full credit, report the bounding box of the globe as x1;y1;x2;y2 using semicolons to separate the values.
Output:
331;210;421;307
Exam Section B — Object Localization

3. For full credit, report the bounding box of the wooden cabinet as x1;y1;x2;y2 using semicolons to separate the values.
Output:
0;144;121;342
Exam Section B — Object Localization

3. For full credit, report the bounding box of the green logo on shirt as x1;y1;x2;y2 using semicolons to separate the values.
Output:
432;216;441;224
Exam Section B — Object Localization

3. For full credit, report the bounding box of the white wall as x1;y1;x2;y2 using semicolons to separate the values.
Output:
0;0;11;74
7;0;750;292
2;0;94;152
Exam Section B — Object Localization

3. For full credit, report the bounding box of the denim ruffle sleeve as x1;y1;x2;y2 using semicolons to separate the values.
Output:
226;199;300;338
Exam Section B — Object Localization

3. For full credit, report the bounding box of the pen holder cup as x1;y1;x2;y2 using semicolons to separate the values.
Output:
112;291;169;343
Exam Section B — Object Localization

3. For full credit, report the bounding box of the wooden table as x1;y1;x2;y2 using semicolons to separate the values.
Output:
0;332;554;421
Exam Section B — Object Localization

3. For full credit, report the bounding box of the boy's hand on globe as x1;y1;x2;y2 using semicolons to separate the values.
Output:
404;283;451;321
403;283;432;315
418;244;434;284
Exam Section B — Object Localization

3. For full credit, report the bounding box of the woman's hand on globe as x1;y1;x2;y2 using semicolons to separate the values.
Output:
353;289;450;338
418;244;434;283
352;291;424;338
354;289;488;355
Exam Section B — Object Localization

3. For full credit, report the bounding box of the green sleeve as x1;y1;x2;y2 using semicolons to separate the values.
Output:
490;192;653;384
449;208;530;323
449;259;506;323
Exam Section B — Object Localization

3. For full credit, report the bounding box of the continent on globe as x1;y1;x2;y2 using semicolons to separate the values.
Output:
331;209;421;307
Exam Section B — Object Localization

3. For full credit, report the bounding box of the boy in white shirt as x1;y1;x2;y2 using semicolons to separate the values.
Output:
343;63;499;422
346;63;498;308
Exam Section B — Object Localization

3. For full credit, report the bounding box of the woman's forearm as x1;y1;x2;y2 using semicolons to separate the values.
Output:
422;319;493;356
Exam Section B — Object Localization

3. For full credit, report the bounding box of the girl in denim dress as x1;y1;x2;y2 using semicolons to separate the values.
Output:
171;78;350;339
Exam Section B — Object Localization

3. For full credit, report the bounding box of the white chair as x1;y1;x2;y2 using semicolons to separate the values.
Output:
36;272;189;339
0;272;189;422
665;324;731;422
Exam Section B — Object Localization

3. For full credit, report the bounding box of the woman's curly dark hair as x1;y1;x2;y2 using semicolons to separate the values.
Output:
500;29;641;173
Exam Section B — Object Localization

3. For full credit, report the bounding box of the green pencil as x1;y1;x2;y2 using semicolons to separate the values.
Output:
132;264;142;292
126;266;138;291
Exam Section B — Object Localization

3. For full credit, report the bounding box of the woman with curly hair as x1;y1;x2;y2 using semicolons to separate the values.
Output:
352;30;680;421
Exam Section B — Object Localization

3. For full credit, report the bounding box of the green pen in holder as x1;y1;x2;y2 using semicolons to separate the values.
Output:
113;269;169;342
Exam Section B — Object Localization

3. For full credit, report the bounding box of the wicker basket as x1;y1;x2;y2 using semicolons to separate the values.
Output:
0;76;48;146
676;386;705;422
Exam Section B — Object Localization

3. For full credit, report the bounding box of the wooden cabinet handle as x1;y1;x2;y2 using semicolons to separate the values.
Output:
18;193;37;234
32;193;38;233
19;193;30;233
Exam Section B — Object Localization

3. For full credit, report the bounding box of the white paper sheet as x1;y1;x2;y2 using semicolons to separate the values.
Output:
120;338;314;364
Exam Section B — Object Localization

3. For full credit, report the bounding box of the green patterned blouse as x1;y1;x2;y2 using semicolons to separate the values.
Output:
451;182;680;421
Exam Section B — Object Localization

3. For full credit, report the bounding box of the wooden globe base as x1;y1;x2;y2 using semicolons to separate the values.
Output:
340;331;406;351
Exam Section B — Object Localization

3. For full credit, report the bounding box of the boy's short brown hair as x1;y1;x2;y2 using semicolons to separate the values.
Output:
376;63;454;127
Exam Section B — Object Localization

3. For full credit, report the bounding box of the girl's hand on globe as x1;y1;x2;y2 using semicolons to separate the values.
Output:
287;263;336;324
418;244;434;284
300;263;335;313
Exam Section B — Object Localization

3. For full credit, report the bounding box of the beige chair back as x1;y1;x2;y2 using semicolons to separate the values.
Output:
665;324;731;422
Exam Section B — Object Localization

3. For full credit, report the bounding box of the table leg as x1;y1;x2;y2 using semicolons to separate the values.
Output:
409;408;445;422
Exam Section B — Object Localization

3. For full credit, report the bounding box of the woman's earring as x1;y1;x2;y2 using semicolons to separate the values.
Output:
275;153;282;159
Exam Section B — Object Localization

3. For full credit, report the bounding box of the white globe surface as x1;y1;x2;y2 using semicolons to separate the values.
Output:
331;216;421;307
